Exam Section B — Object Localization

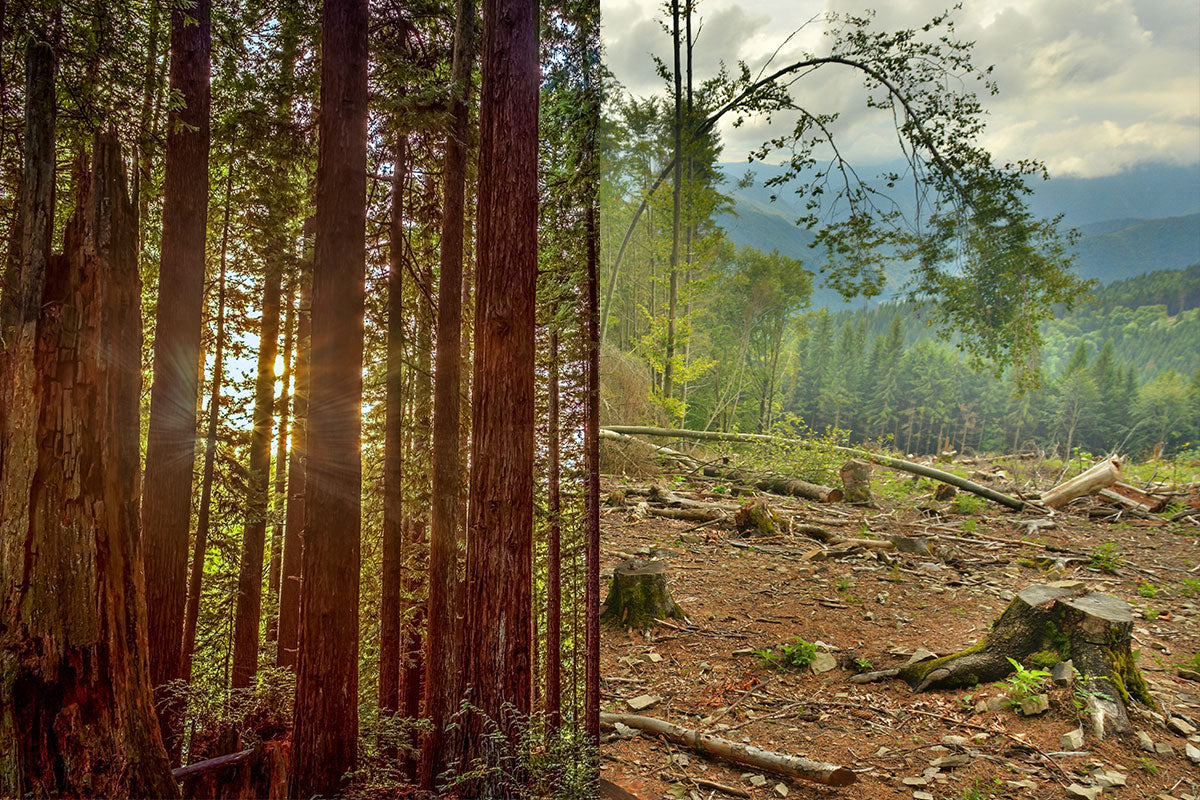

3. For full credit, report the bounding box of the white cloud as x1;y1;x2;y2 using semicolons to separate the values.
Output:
601;0;1200;177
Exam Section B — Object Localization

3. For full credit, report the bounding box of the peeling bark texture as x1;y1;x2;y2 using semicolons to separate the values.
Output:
380;136;406;715
289;0;368;792
142;0;211;754
420;0;473;781
276;257;310;671
460;0;538;785
899;583;1154;733
231;250;282;690
601;560;684;629
0;136;178;798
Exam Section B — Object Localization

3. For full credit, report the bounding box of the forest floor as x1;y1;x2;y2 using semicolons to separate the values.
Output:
596;457;1200;800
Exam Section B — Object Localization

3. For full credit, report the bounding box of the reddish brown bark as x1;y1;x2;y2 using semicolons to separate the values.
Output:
0;134;178;798
231;253;281;690
546;329;562;733
276;256;310;672
460;0;538;786
0;39;54;491
181;157;234;682
379;137;407;714
289;0;368;793
142;0;211;751
419;0;475;783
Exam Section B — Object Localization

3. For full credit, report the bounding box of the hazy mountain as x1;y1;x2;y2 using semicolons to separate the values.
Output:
713;161;1200;308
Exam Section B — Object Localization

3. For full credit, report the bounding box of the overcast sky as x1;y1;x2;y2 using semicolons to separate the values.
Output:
601;0;1200;178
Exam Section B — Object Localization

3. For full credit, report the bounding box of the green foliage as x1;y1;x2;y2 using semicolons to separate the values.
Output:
952;494;984;515
1002;657;1049;707
854;657;873;673
961;778;1004;800
758;636;818;671
1137;582;1159;598
1089;542;1124;574
1135;756;1159;775
1071;668;1114;715
1181;579;1200;598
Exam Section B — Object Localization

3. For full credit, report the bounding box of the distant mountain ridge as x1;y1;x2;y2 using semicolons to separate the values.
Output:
713;161;1200;308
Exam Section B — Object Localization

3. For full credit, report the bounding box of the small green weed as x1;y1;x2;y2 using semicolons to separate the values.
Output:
1071;668;1113;714
835;576;853;592
854;657;873;672
1089;542;1124;574
1003;657;1050;707
1180;578;1200;597
961;518;979;533
1135;756;1159;775
961;778;1004;800
758;636;818;671
951;494;984;515
1143;607;1159;620
1137;582;1159;598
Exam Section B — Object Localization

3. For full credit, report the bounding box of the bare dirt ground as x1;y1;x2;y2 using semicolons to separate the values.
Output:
597;470;1200;800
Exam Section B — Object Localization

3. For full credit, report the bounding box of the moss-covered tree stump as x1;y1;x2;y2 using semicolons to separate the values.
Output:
839;459;872;504
601;560;685;629
900;583;1154;737
734;498;780;537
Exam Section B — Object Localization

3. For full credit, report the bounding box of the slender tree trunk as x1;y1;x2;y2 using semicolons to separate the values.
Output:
276;251;311;671
266;277;295;641
545;329;562;733
420;0;474;783
142;0;211;756
231;251;282;690
289;0;368;792
584;161;602;750
461;0;538;785
181;155;234;683
662;0;683;403
379;139;405;715
0;134;179;799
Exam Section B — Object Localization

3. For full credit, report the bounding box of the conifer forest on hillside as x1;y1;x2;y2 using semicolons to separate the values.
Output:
0;0;1197;798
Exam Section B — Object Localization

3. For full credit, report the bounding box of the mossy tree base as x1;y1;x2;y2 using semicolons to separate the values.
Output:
899;583;1154;736
601;560;684;629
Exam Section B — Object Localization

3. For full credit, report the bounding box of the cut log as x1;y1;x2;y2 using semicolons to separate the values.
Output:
1102;482;1168;513
898;583;1154;737
599;713;855;787
602;560;684;629
602;427;1026;510
1041;458;1122;509
839;459;872;504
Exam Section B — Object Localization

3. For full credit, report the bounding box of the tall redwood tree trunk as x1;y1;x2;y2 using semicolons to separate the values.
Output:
231;256;282;689
181;156;234;682
379;137;407;714
276;255;310;671
0;133;179;799
545;329;562;733
289;0;368;793
142;0;211;752
266;277;295;639
419;0;475;784
460;0;538;786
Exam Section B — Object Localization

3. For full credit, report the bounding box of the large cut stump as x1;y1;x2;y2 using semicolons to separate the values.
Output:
839;459;872;504
602;560;685;629
900;583;1154;737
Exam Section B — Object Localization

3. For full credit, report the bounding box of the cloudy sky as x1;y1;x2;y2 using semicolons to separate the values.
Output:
601;0;1200;178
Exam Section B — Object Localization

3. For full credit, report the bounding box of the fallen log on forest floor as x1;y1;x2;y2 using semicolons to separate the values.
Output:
602;426;1026;511
1040;458;1122;509
600;712;855;787
600;429;842;502
171;748;256;781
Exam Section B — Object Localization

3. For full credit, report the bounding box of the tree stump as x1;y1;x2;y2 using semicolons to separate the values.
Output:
839;459;872;504
899;583;1154;737
734;498;780;536
602;560;684;629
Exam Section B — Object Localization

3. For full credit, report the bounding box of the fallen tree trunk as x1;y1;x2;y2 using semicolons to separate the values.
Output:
602;426;1025;511
1041;458;1122;509
600;712;855;787
602;427;842;502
